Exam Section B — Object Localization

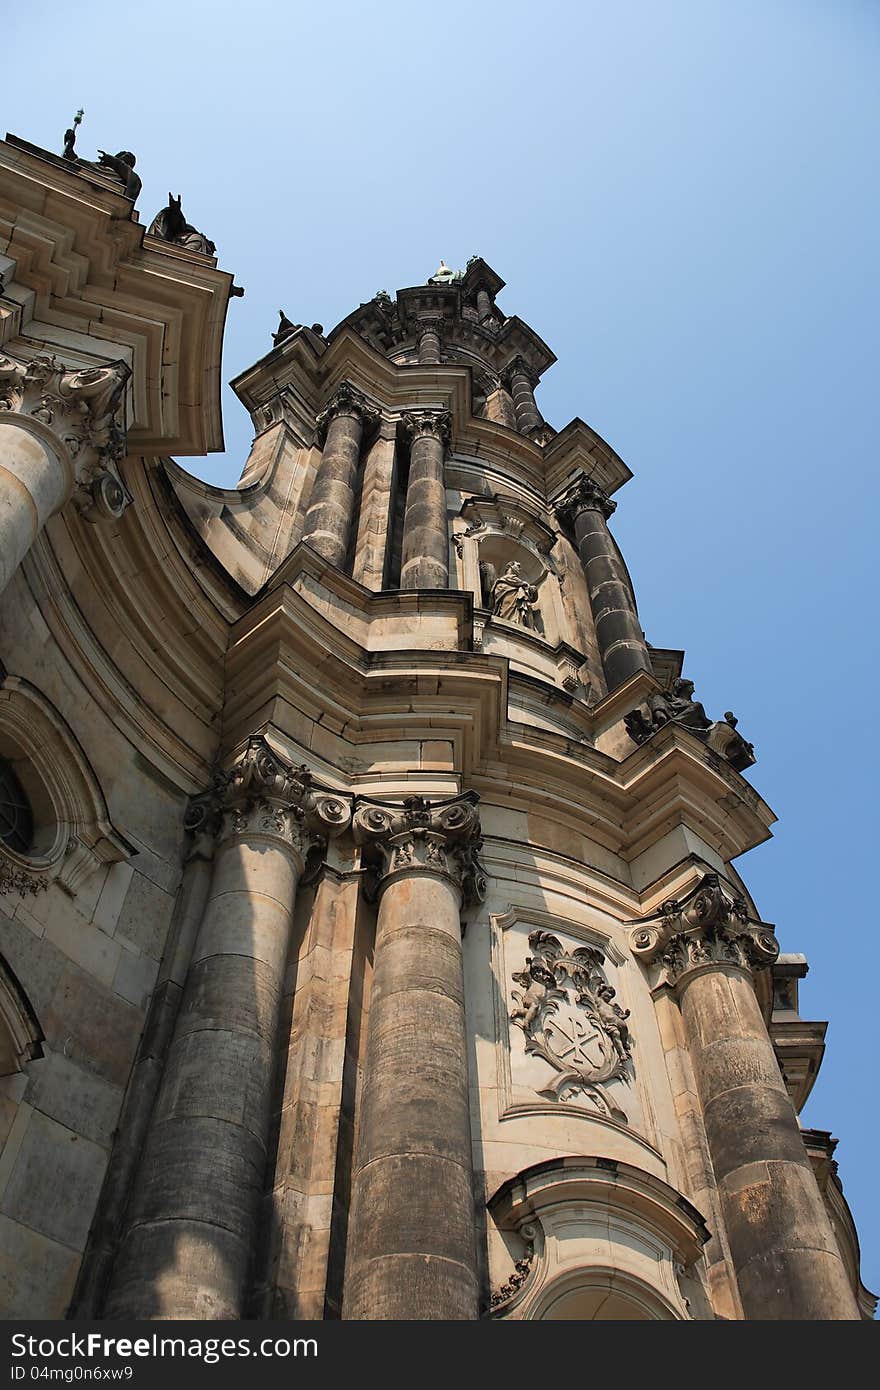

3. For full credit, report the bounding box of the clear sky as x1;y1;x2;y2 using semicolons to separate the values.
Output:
8;0;879;1308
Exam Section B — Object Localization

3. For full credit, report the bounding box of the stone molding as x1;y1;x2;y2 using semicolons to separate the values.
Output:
0;350;131;522
553;470;616;527
629;873;780;988
315;381;379;442
401;407;452;446
352;791;486;905
184;735;351;864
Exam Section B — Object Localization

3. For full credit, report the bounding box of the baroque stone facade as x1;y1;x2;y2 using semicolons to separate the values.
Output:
0;133;874;1322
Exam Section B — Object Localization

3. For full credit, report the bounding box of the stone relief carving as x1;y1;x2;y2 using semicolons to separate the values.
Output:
352;792;486;906
509;930;632;1119
623;677;756;772
184;735;351;866
0;351;131;522
489;1238;535;1310
147;194;216;255
629;872;779;988
0;861;48;898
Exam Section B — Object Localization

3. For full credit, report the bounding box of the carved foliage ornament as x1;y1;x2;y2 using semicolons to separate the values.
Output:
510;931;632;1118
629;873;779;987
553;472;616;530
316;382;379;440
352;792;486;905
0;352;131;522
184;735;351;864
401;408;452;446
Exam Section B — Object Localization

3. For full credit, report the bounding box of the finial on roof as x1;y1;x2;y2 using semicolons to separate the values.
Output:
428;259;462;286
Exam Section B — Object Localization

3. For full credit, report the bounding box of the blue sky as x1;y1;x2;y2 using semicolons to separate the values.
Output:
8;0;879;1307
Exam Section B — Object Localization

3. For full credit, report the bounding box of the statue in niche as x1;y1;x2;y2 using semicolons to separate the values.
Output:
489;560;539;630
148;194;216;255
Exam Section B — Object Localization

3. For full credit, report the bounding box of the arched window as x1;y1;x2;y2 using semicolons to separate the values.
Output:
0;757;33;856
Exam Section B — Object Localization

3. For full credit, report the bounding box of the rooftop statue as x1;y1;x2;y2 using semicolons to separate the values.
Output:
96;150;142;204
428;259;461;286
272;310;299;345
62;109;83;162
624;676;755;771
147;194;216;256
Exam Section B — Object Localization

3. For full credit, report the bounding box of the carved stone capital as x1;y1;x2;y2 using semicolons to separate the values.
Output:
501;355;540;391
401;408;452;446
629;873;779;988
553;472;616;529
416;316;444;341
184;736;351;866
315;381;379;440
0;351;132;522
352;792;486;905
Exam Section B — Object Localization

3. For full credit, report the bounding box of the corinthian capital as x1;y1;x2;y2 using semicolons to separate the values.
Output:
352;791;486;905
0;351;131;521
553;471;616;529
629;873;779;988
401;408;452;445
501;355;539;390
184;735;351;864
315;381;379;440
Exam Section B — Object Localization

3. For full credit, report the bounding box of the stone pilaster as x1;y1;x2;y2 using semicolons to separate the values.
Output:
631;876;860;1320
416;317;443;365
105;737;351;1319
0;351;131;596
302;382;378;569
501;356;544;438
555;472;652;691
343;793;486;1319
400;408;452;590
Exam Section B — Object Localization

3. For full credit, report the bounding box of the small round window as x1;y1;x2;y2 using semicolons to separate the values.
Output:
0;757;34;855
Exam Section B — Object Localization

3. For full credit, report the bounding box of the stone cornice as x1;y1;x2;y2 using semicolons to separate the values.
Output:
0;134;234;456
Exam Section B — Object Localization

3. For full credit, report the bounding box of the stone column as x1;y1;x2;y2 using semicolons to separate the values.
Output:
302;382;378;569
416;318;443;365
502;356;544;438
631;876;860;1321
0;351;131;596
555;472;652;691
105;738;351;1319
400;408;451;590
475;285;493;321
343;793;487;1319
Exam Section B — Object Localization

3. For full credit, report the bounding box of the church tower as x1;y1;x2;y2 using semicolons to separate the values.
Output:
0;136;873;1320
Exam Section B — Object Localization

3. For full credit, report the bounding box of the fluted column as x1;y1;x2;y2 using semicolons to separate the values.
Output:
555;472;652;690
302;382;378;568
105;738;351;1319
501;356;544;438
400;408;451;590
416;317;443;365
631;877;860;1321
344;794;486;1319
0;351;131;596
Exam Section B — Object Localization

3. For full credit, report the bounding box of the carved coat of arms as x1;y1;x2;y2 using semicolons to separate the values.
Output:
510;931;632;1120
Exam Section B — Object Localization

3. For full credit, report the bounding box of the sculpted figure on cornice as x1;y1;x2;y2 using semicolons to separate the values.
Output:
624;677;756;772
0;352;131;521
629;873;779;988
96;150;142;204
148;194;216;256
184;735;351;864
510;930;632;1118
352;792;486;905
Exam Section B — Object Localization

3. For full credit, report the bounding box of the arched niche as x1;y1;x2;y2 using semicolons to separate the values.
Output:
453;495;561;643
0;675;134;898
0;953;44;1077
487;1156;712;1321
